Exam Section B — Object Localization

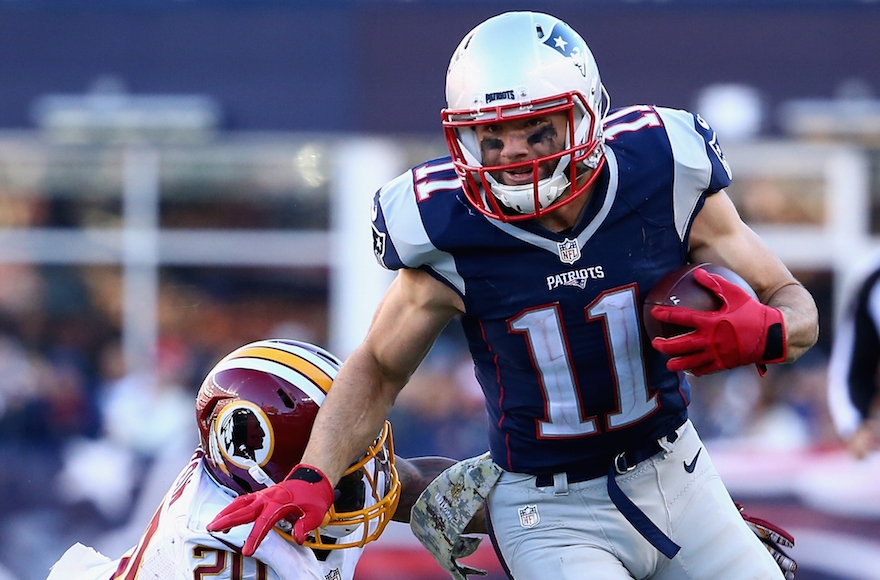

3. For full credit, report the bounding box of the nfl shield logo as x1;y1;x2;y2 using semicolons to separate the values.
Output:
557;238;580;264
518;504;540;528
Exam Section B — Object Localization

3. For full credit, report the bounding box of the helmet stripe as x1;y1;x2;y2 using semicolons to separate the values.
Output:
210;356;327;405
226;346;334;394
227;340;340;382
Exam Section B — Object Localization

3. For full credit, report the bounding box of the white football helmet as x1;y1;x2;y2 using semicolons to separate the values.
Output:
442;11;609;221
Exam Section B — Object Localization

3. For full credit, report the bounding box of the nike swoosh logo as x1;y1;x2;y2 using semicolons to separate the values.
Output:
683;447;702;473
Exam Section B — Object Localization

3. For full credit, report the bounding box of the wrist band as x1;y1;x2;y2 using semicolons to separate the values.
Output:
287;466;324;483
762;322;785;362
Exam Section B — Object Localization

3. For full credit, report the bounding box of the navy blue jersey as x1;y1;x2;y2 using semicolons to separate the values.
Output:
371;105;732;475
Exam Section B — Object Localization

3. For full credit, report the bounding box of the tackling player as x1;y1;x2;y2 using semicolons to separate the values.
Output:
46;339;472;580
208;11;818;580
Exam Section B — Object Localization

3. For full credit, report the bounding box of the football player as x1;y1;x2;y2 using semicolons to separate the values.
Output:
46;339;468;580
829;257;880;459
208;11;818;579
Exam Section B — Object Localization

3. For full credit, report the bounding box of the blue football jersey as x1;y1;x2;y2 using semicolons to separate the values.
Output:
371;105;732;475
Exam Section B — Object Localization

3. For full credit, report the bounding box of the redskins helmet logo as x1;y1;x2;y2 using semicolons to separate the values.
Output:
209;400;275;473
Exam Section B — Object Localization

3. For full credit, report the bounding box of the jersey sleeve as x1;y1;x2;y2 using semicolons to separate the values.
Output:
656;107;732;192
371;169;441;271
655;107;733;241
370;172;409;271
370;166;467;297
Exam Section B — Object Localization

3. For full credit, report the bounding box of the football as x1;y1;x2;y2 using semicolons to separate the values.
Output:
642;263;758;340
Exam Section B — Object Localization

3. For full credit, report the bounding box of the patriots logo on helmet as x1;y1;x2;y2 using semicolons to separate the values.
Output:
542;22;587;77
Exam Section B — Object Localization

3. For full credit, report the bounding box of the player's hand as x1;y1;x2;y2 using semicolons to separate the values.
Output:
650;268;786;376
207;464;334;556
847;419;879;459
737;503;797;580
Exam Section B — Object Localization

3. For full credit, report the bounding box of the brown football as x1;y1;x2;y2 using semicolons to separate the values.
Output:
642;263;758;340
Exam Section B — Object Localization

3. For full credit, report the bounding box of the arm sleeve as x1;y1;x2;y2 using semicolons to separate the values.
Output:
656;107;733;243
371;168;466;297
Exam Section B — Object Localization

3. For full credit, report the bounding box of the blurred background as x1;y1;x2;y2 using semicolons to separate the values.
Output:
0;0;879;579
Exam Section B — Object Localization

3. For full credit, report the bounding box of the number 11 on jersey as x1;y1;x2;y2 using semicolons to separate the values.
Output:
509;286;658;438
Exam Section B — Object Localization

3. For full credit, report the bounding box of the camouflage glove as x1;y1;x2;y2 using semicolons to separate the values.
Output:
410;452;503;580
737;503;797;580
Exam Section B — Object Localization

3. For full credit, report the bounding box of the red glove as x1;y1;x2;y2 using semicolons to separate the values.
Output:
207;464;334;556
650;268;786;376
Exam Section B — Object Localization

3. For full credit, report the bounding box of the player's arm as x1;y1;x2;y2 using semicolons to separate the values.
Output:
687;190;819;362
208;268;464;555
393;456;457;523
302;268;465;483
407;453;500;580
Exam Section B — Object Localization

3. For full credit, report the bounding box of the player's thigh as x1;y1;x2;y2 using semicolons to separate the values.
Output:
510;542;635;580
487;473;639;580
650;438;781;580
664;473;780;579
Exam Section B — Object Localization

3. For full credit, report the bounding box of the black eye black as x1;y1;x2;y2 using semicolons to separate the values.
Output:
527;125;557;146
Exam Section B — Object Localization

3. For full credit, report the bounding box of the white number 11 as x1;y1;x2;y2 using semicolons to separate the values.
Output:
509;286;657;438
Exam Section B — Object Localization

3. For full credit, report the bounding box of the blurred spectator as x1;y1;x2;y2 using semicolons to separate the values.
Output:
0;314;104;580
828;257;880;459
686;366;764;441
55;336;197;523
738;352;836;450
689;351;835;451
52;335;200;560
98;336;194;458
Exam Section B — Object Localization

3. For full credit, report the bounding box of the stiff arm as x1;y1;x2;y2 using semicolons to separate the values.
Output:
303;268;464;486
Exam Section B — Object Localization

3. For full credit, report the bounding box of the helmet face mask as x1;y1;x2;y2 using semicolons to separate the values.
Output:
442;12;609;222
196;339;400;550
293;421;399;550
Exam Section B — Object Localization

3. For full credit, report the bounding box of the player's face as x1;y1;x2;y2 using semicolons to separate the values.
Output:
474;112;568;186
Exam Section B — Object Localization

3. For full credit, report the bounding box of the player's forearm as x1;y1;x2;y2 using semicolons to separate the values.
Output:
300;349;404;486
393;456;457;522
766;282;819;362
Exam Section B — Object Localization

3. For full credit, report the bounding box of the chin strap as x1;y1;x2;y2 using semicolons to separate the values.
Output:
489;170;570;214
241;458;277;488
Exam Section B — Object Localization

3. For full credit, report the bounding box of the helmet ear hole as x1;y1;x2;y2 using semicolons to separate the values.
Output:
230;472;255;494
276;388;296;409
333;470;366;513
